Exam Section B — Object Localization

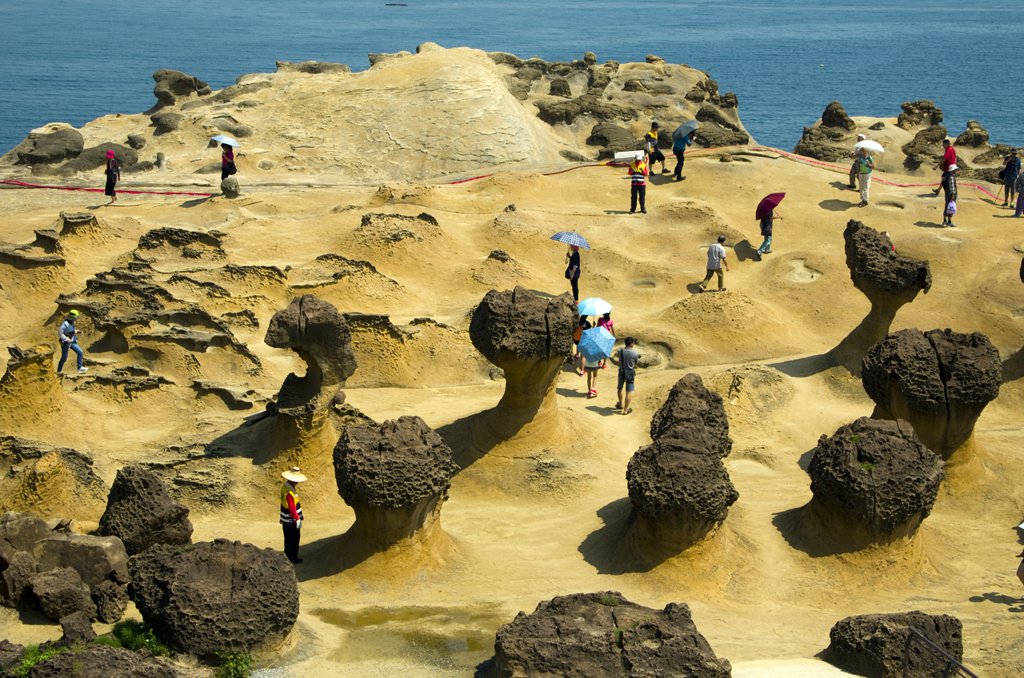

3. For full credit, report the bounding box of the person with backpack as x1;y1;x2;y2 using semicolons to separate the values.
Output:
103;150;119;205
56;309;88;375
1002;150;1020;207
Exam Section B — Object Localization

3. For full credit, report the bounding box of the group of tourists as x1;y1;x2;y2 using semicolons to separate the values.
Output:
100;141;237;205
627;122;698;214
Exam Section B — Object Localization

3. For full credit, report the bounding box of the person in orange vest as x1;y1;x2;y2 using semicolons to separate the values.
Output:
628;151;649;214
280;467;306;564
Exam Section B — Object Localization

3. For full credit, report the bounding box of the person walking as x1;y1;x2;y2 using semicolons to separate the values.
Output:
1014;169;1024;217
932;139;956;195
848;134;866;189
941;164;958;227
644;122;669;175
616;337;639;415
700;235;730;292
583;354;601;398
1001;150;1020;207
56;310;88;375
628;151;648;214
103;150;119;205
856;148;874;207
573;314;592;376
280;467;307;564
596;312;615;369
566;245;582;302
673;129;696;181
221;143;236;181
755;208;782;260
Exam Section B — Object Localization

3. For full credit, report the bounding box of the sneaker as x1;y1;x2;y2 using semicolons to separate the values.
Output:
661;169;671;174
629;210;635;214
947;223;957;227
641;209;647;214
78;367;88;374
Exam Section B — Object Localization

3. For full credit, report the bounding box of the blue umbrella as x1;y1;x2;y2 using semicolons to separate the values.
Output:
672;120;698;140
577;327;615;362
550;231;590;250
211;135;240;147
577;297;612;316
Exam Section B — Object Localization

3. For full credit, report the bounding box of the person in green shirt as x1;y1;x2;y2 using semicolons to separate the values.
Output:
856;148;875;207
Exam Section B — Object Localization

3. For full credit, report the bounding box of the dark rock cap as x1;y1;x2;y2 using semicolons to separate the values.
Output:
649;373;731;458
470;286;576;364
843;221;931;297
627;439;739;525
825;611;962;678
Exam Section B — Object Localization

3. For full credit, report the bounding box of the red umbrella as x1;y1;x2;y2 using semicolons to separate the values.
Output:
755;192;785;220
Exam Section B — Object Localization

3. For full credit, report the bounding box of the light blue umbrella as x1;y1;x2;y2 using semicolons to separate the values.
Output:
550;231;590;250
577;327;615;362
577;297;612;317
211;135;240;147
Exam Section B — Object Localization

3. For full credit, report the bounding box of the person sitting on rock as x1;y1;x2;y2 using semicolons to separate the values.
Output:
644;122;669;174
280;467;306;564
56;309;88;375
849;134;866;189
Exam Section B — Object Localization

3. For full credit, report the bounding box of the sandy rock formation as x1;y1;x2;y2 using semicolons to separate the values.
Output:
489;591;731;678
793;101;862;162
862;329;1001;464
468;286;576;446
896;100;943;130
152;69;211;108
824;611;963;678
98;465;193;556
900;124;948;171
826;221;931;373
0;438;107;520
333;416;458;554
801;418;943;551
128;539;299;656
955;120;989;147
0;345;67;434
221;176;240;198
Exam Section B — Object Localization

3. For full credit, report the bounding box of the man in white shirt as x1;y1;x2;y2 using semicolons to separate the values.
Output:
700;235;730;292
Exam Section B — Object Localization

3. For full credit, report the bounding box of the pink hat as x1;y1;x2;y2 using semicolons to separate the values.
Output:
105;150;115;158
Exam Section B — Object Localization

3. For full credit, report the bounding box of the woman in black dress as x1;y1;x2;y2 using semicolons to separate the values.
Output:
566;245;581;302
104;150;119;204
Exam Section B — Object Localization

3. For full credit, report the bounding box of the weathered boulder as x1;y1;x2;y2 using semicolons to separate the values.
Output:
862;328;1001;462
1;551;37;608
821;101;856;131
0;639;26;671
30;567;96;620
128;539;299;656
276;60;350;74
896;100;943;130
23;643;177;678
696;126;748;148
549;79;572;98
150;111;184;134
469;286;576;444
824;611;963;678
804;418;943;549
152;69;211;108
489;591;732;678
14;128;84;165
0;511;51;557
826;221;931;373
221;176;240;198
98;465;193;556
793;125;851;163
955;120;989;147
334;416;459;551
56;610;96;647
901;125;948;170
34;143;138;177
91;578;129;624
586;123;640;159
649;373;731;457
126;134;147;150
33;532;129;589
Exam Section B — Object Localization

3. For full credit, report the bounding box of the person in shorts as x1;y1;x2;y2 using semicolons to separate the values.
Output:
644;122;669;174
584;355;601;398
616;337;639;415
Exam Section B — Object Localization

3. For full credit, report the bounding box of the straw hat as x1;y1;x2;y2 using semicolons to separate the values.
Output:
282;467;307;483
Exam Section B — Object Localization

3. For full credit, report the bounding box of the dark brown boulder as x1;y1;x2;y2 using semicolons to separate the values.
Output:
0;639;26;671
99;465;193;556
57;610;96;647
29;567;96;620
334;416;458;551
152;69;211;108
91;579;129;624
955;120;989;147
150;111;184;134
804;418;942;549
469;286;576;444
826;221;931;373
696;126;749;148
549;79;572;98
649;373;731;457
821;101;857;131
862;329;1001;462
896;100;943;130
1;551;37;608
33;532;128;589
900;125;948;170
0;511;51;558
586;123;639;159
793;125;850;162
14;128;84;165
35;143;138;178
824;611;963;678
24;643;176;678
489;591;731;678
128;538;299;656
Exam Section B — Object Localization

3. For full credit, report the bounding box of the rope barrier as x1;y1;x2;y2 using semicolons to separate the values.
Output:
0;179;213;197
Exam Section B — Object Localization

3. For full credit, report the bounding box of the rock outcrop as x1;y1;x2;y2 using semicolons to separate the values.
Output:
824;611;963;678
489;591;732;678
29;567;97;620
955;120;989;148
896;100;943;130
334;416;459;554
469;286;576;445
0;438;107;520
19;643;178;678
862;329;1001;463
33;532;129;589
622;375;738;562
0;344;67;434
802;418;943;551
98;465;193;556
128;539;299;656
826;221;931;373
13;127;84;165
152;69;211;108
793;101;859;162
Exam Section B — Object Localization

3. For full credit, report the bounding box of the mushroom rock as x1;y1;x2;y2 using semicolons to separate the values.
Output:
826;221;931;374
333;416;458;558
0;345;67;433
256;295;357;477
649;373;732;457
862;328;1001;465
802;418;943;552
488;591;732;678
468;286;576;446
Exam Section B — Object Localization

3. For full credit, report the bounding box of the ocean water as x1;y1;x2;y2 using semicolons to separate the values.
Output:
1;0;1021;158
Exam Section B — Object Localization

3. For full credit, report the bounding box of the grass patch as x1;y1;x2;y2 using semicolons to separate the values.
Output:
850;434;860;444
112;620;173;657
90;634;123;649
597;595;620;607
10;644;69;678
859;462;876;471
173;544;198;556
216;652;255;678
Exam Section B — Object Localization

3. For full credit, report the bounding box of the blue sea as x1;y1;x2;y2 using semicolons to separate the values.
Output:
1;0;1021;157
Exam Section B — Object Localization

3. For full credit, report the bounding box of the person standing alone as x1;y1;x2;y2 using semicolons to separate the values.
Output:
104;150;119;205
856;148;874;207
280;467;306;564
700;235;730;292
1002;150;1020;207
56;309;88;375
628;151;648;214
566;245;582;302
645;122;669;175
221;143;236;181
755;208;782;260
616;337;639;415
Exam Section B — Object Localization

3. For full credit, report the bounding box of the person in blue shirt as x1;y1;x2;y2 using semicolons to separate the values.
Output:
56;309;88;374
673;129;696;181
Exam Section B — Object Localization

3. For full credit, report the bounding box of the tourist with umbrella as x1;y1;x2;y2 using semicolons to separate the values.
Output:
578;325;615;398
854;145;876;207
754;192;785;261
551;231;590;301
672;121;698;181
213;135;240;181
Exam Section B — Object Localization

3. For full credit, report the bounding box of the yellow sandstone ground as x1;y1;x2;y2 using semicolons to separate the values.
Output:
0;55;1022;677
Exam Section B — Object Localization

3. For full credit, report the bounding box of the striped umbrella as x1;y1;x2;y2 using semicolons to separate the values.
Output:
550;231;591;250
